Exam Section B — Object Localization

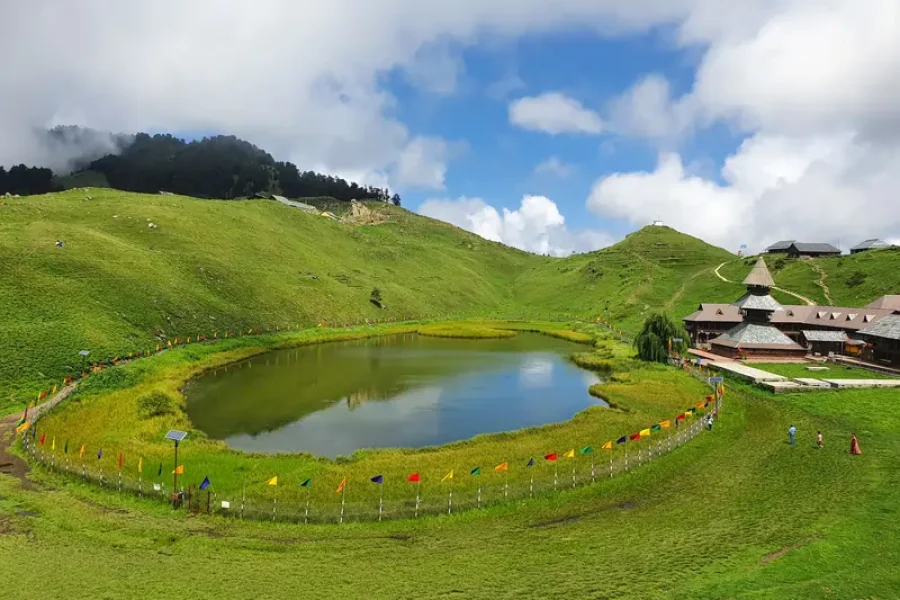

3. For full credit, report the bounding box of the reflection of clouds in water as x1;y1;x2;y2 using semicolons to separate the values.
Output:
228;386;444;458
518;355;554;388
581;371;602;387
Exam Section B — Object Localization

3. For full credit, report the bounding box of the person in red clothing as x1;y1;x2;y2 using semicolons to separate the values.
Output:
850;434;862;455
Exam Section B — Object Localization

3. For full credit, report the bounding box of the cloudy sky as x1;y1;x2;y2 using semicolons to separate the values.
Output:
3;1;900;255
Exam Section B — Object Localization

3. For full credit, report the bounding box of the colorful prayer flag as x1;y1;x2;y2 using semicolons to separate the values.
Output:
118;452;123;469
300;479;312;488
51;437;56;451
640;428;651;438
579;446;593;455
494;462;508;472
616;436;627;445
676;413;686;421
97;448;103;459
629;433;641;441
267;475;278;486
157;463;163;476
336;477;347;493
651;424;662;432
470;467;481;476
370;475;384;484
15;422;29;434
602;441;612;450
200;477;211;491
441;471;454;482
544;453;558;462
696;402;705;409
39;432;46;446
660;420;671;429
564;449;575;458
137;457;142;473
79;444;85;459
526;457;535;467
173;465;184;475
407;473;421;483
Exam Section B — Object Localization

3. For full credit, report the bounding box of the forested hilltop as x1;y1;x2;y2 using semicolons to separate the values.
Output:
0;127;400;204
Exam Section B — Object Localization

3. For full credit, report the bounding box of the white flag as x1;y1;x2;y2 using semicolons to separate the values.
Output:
153;483;161;491
220;500;231;509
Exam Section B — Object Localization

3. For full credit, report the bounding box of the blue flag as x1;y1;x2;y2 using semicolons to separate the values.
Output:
299;479;312;488
526;457;535;467
97;448;103;459
616;436;627;445
200;476;211;491
370;475;383;484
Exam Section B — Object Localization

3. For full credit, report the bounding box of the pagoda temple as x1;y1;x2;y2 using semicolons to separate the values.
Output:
709;257;806;359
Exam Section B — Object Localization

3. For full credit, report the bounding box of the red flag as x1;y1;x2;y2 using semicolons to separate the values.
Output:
629;432;641;441
118;452;123;470
544;452;558;462
676;413;686;421
39;432;46;446
407;473;421;483
705;395;713;402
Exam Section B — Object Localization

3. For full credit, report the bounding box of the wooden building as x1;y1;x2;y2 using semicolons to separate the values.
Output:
858;315;900;368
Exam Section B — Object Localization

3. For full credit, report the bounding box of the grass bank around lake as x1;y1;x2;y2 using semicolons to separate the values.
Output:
23;321;712;515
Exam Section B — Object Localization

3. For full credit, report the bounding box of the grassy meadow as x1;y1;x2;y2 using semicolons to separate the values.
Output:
745;361;893;380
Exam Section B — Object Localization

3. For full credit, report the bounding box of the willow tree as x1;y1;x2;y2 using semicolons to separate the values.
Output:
634;312;688;363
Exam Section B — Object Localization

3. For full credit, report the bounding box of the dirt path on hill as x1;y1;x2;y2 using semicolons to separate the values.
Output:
715;260;817;305
0;382;80;485
810;262;835;304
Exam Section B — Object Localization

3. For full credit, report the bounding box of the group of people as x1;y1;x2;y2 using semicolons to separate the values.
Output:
788;425;862;454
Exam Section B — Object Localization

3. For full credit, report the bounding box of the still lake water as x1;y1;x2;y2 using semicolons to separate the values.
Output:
185;333;605;458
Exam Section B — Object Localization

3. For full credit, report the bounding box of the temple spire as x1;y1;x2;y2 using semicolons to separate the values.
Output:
742;257;775;289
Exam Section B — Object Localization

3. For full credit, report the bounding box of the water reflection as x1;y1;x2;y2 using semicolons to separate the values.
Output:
186;333;606;458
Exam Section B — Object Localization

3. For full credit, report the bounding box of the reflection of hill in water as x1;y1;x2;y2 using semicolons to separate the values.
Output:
185;334;579;439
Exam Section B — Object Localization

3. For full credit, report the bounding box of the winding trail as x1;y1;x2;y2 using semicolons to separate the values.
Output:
810;262;835;305
714;260;817;306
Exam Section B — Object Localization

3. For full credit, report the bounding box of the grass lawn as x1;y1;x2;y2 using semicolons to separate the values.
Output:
746;361;894;380
2;360;898;598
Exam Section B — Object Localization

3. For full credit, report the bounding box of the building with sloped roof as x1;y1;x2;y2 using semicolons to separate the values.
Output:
858;315;900;367
850;239;892;254
764;240;841;257
765;240;795;253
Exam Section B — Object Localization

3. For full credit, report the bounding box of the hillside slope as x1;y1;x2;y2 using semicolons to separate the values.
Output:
515;225;740;330
0;189;535;407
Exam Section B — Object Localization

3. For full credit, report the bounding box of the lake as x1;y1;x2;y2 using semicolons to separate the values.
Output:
185;332;605;458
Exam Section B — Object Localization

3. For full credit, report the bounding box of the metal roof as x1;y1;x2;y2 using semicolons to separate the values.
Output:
801;330;848;342
684;302;895;330
865;295;900;311
790;242;841;254
858;315;900;341
733;292;784;312
742;257;776;288
711;322;804;349
850;239;890;251
765;240;795;251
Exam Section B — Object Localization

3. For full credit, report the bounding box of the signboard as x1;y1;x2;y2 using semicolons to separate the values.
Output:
709;376;723;384
165;430;188;442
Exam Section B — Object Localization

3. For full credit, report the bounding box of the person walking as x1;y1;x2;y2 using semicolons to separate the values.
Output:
816;431;824;449
850;434;862;455
707;414;714;432
788;425;796;445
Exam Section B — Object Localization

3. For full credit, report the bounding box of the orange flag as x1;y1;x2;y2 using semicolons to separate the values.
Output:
494;462;508;472
601;441;612;450
173;465;184;475
336;477;347;494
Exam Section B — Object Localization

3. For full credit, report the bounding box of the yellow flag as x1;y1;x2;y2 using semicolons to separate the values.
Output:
15;422;29;434
138;457;143;473
267;476;278;486
441;470;454;482
52;385;57;395
640;428;651;438
51;437;56;451
564;449;575;458
494;462;508;472
79;444;85;459
336;477;347;493
173;465;184;475
660;420;671;429
167;340;172;348
601;440;612;450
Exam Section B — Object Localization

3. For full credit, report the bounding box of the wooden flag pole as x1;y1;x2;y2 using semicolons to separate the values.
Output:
504;469;509;499
448;479;454;515
477;484;481;509
571;461;576;488
553;462;558;490
378;482;384;522
414;481;420;519
529;471;534;498
340;484;346;524
609;452;613;478
240;474;246;520
590;456;595;483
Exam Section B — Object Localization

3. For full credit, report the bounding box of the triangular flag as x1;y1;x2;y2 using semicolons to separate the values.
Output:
173;465;184;475
544;453;558;462
97;448;103;459
640;428;651;438
526;457;535;467
138;457;143;473
200;477;211;491
407;473;421;483
79;444;85;459
51;437;56;451
336;477;347;493
118;452;123;469
370;475;384;484
299;479;312;488
494;462;508;472
64;440;68;454
39;432;46;446
676;413;686;421
629;433;641;441
157;463;163;476
602;441;612;450
15;422;29;435
579;446;593;455
660;420;671;429
267;476;278;486
616;436;627;445
651;424;662;432
470;467;481;476
441;470;454;482
564;449;575;458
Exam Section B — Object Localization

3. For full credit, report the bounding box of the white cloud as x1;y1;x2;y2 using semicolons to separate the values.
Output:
607;74;693;142
534;156;574;178
509;93;604;135
418;195;614;256
487;75;526;101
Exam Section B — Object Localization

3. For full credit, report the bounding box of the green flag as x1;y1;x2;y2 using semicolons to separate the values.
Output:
579;446;593;455
470;467;481;476
299;479;312;488
64;440;69;454
651;424;662;432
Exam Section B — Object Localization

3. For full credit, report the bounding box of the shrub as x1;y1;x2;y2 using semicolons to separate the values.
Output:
137;390;176;419
634;312;688;363
846;271;866;288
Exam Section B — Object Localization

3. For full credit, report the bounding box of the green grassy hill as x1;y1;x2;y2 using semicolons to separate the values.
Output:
514;225;741;330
